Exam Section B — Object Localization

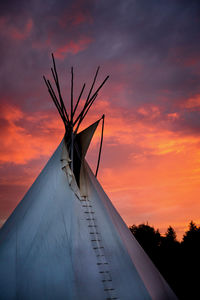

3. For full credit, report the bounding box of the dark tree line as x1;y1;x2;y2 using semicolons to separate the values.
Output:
129;221;200;300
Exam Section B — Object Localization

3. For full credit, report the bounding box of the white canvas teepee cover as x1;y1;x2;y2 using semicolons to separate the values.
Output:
0;127;177;300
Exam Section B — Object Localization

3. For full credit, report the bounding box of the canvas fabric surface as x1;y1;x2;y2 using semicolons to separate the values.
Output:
0;139;177;300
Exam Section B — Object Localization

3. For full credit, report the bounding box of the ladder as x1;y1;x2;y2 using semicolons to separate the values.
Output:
80;196;119;300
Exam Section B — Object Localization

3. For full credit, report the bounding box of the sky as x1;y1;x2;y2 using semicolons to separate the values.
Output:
0;0;200;240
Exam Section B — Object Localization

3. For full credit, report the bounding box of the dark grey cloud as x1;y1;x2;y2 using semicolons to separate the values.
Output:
0;0;200;133
90;0;200;101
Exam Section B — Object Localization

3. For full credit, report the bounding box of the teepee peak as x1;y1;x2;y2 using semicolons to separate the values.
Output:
43;54;108;167
43;54;108;186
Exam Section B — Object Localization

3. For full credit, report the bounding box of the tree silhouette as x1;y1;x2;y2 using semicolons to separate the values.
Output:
129;221;200;299
165;225;177;242
182;220;200;247
129;223;161;263
179;221;200;299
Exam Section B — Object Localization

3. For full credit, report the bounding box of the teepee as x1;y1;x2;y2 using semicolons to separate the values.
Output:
0;55;177;300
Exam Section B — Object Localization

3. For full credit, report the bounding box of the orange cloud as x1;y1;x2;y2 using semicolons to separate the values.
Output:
137;106;161;119
1;99;200;240
0;103;63;164
81;100;200;240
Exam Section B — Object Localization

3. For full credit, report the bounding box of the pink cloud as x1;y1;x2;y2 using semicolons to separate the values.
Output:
59;0;93;28
54;37;92;59
167;112;179;120
0;17;6;29
72;12;89;25
60;11;91;27
181;94;200;110
0;18;33;41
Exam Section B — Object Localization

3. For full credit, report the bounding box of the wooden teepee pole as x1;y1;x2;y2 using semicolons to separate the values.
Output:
70;67;74;171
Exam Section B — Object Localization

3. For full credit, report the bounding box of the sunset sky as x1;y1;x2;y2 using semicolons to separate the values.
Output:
1;0;200;240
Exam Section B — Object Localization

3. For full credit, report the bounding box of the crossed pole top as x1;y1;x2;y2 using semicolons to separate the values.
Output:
43;54;109;174
43;53;109;135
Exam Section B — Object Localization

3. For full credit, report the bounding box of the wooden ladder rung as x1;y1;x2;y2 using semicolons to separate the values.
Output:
99;271;109;273
80;199;90;201
93;246;104;250
102;279;112;282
